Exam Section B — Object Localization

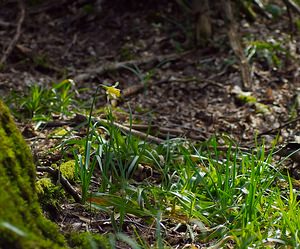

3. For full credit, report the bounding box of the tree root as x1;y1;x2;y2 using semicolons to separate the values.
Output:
221;0;252;89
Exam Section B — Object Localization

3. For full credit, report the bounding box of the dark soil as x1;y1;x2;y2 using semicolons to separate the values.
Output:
1;0;300;247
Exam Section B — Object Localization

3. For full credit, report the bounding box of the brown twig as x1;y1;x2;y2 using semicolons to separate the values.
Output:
124;123;206;141
123;123;185;140
258;117;300;137
72;113;164;144
42;115;208;142
73;50;193;82
98;117;164;144
283;0;300;15
127;124;183;135
0;19;16;28
37;166;82;203
0;0;25;65
41;114;207;142
221;0;252;89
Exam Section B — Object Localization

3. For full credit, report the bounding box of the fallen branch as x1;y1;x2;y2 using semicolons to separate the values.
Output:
37;166;82;203
73;50;193;82
0;0;25;65
42;114;208;142
258;116;300;136
127;123;183;135
123;123;208;141
283;0;300;15
221;0;252;89
97;117;164;144
273;142;300;162
123;123;185;140
0;19;16;28
70;113;164;144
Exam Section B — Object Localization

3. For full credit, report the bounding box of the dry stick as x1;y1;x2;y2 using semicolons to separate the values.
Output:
43;115;204;141
283;0;300;33
74;113;164;144
114;119;208;141
125;123;183;135
123;123;185;140
73;50;193;82
258;116;300;137
37;166;82;203
98;118;164;144
283;0;300;15
221;0;252;89
0;20;15;28
0;0;25;65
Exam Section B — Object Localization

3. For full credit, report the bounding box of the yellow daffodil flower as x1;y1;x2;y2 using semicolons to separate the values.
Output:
101;82;121;100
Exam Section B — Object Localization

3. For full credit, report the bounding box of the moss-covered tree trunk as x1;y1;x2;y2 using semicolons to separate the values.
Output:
0;100;66;249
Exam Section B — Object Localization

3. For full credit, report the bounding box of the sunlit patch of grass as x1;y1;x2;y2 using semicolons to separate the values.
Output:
5;79;78;121
60;108;300;248
8;79;299;247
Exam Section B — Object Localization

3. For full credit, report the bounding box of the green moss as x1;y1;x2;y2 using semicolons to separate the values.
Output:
67;232;110;249
36;176;68;224
0;100;114;249
36;178;54;195
36;176;64;208
0;100;66;249
59;160;76;181
254;102;270;114
48;127;69;138
236;93;257;104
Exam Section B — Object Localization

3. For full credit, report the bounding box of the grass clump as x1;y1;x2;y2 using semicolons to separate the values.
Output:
5;79;78;121
8;81;300;247
63;120;300;248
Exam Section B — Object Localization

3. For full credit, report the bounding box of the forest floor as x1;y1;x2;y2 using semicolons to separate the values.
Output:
1;0;300;248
